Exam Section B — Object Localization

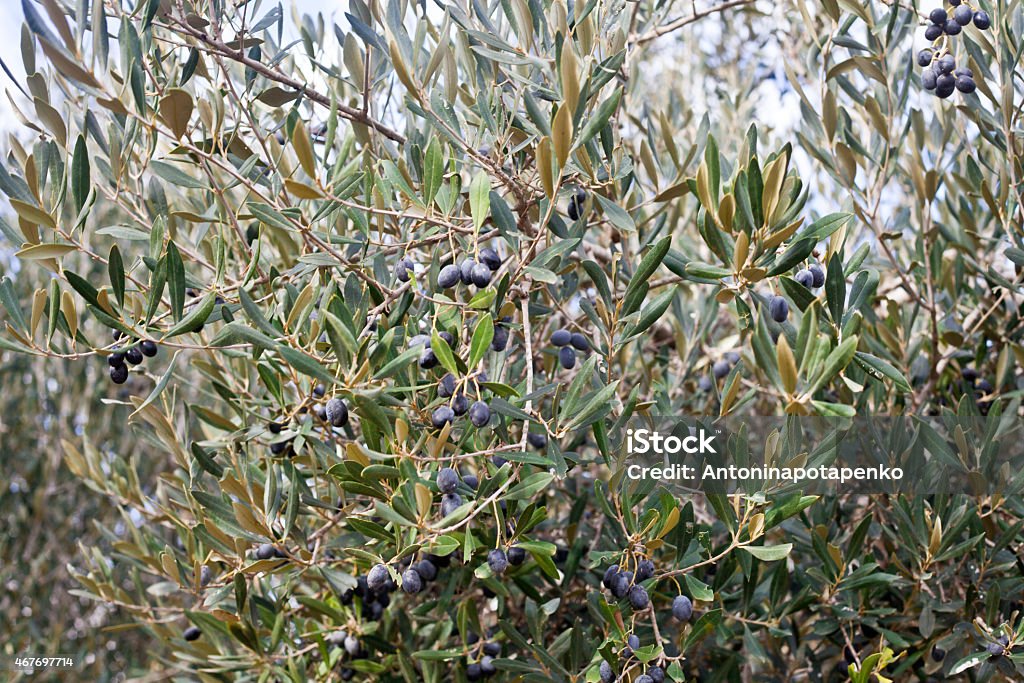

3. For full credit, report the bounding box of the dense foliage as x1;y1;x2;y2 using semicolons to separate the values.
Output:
3;0;1024;680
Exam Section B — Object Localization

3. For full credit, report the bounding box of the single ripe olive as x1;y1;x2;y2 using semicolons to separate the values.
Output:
551;329;572;347
110;364;129;384
478;247;502;271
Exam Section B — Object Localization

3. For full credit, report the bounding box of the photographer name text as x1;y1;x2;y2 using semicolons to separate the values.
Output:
625;429;904;485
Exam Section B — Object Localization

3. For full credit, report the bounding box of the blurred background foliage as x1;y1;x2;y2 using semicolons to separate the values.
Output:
1;0;1023;680
0;272;161;680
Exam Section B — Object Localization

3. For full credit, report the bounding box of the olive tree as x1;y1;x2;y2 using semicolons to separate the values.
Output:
3;0;1024;680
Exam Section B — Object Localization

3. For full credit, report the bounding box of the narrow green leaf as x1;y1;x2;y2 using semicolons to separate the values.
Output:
422;137;443;208
741;543;793;561
373;346;422;379
150;160;207;189
795;212;851;242
854;352;911;393
430;330;460;376
682;609;722;651
625;236;671;302
506;472;554;499
238;287;279;337
0;276;27;331
684;262;731;279
766;237;816;277
623;286;675;339
412;649;464;661
560;354;599;419
810;400;856;417
63;271;100;309
131;350;180;417
684;574;714;601
807;335;858;395
564;380;620;431
145;258;167;325
15;243;77;260
573;88;622;150
705;135;721;203
9;199;56;229
166;242;185;321
948;653;986;675
825;252;845;324
108;244;125;307
467;287;496;309
469;172;490;231
1005;247;1024;267
209;321;276;349
45;279;60;341
71;135;90;212
248;202;296;231
163;292;214;338
763;495;819;529
468;314;494;368
277;345;337;385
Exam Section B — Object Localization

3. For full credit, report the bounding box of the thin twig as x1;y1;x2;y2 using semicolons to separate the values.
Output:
632;0;759;46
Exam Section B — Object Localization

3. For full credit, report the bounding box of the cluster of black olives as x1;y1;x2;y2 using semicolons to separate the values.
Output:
595;559;694;682
409;311;513;432
711;351;742;383
600;558;696;620
598;637;668;683
703;262;821;388
598;629;679;683
410;330;458;370
465;632;503;680
326;630;369;680
437;247;503;290
923;3;990;41
918;3;990;98
794;262;826;290
602;559;653;609
404;329;489;430
699;352;740;392
763;260;826;327
343;548;458;631
330;579;412;680
485;544;527;574
267;419;292;456
567;188;588;221
962;366;995;415
345;560;405;621
366;555;437;598
430;370;492;430
107;332;158;384
550;328;590;369
918;49;977;98
436;466;524;529
436;466;471;518
254;542;289;561
986;634;1012;659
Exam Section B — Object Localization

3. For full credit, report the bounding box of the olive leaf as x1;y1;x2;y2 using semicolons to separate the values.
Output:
468;314;494;368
